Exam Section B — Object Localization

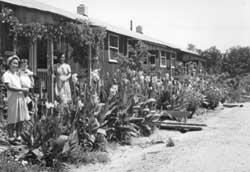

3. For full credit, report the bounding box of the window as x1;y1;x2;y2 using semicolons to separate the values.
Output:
149;55;156;65
160;51;167;67
108;34;119;62
171;53;176;69
37;39;47;69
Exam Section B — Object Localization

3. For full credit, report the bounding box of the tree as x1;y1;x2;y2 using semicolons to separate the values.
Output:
121;40;151;72
187;44;196;52
187;43;202;55
222;46;250;76
201;46;223;74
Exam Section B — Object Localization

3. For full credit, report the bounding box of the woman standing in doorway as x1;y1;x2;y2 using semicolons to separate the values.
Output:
55;53;72;103
2;55;30;141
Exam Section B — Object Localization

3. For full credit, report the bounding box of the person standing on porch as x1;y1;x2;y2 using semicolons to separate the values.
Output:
55;53;72;103
2;55;30;142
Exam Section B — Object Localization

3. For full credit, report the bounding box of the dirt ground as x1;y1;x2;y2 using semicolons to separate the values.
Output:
71;103;250;172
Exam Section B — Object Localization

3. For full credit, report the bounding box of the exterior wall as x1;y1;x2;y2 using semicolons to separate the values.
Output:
0;2;207;90
179;52;207;75
99;33;179;80
100;31;128;77
15;7;57;24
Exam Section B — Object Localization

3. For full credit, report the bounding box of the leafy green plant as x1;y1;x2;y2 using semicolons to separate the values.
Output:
103;103;139;145
203;86;223;109
0;149;65;172
184;89;207;117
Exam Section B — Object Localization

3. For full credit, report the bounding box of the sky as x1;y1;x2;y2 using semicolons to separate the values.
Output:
38;0;250;53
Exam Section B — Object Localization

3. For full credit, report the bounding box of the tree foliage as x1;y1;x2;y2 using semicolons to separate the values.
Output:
201;46;223;74
222;46;250;76
187;43;202;54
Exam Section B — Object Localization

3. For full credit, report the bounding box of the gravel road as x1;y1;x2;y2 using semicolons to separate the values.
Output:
71;103;250;172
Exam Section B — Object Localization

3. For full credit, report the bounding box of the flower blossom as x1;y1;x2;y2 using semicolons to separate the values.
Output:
152;76;158;84
45;102;54;109
145;76;151;83
123;78;129;84
156;79;163;87
54;100;59;108
110;84;119;96
139;75;145;83
91;69;100;82
72;73;78;84
92;94;100;104
77;100;84;110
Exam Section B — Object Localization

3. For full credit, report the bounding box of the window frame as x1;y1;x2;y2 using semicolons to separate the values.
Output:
108;33;119;63
171;53;176;69
160;51;167;68
148;54;156;66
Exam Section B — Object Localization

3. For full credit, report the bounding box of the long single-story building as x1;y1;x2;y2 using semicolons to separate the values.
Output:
0;0;207;101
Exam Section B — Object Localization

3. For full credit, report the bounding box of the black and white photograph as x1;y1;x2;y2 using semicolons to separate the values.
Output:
0;0;250;171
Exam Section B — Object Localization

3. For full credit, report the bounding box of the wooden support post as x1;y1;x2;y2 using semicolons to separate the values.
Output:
29;40;37;75
169;55;173;106
47;39;54;102
0;23;2;52
29;41;33;71
170;55;173;80
13;34;17;55
88;45;92;86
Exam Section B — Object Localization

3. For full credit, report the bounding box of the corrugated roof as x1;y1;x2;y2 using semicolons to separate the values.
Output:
89;17;179;49
0;0;88;20
180;49;200;56
0;0;179;49
0;0;201;56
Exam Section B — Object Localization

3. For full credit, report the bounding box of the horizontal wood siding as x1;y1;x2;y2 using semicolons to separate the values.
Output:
101;32;128;77
15;7;60;24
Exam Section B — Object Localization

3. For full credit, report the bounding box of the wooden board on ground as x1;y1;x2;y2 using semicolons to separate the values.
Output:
159;123;203;133
155;121;207;127
223;103;243;108
155;120;206;133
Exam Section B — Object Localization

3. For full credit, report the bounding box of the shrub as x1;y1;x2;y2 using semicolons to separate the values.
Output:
203;86;223;109
184;89;206;117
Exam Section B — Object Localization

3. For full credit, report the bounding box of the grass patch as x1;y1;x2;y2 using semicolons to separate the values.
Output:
61;145;110;166
0;150;67;172
66;149;110;165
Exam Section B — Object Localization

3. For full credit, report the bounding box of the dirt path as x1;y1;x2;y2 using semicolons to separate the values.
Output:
71;103;250;172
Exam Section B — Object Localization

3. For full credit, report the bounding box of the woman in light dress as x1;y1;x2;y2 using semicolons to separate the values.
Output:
2;55;30;141
55;54;72;103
